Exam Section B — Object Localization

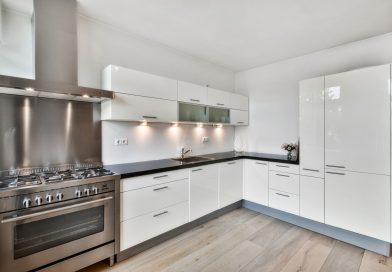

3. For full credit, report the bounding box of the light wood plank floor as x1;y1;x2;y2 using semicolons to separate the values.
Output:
80;208;392;272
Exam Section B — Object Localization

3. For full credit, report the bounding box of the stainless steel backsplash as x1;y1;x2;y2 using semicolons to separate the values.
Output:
0;94;101;171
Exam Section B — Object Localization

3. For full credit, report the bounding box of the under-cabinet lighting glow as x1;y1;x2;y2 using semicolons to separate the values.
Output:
82;94;90;98
171;122;179;127
25;87;35;92
196;123;203;128
214;124;223;128
140;121;148;126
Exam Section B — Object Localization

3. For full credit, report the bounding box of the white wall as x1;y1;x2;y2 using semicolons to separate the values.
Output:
77;16;236;164
0;8;34;79
77;16;234;92
102;122;234;165
235;33;392;155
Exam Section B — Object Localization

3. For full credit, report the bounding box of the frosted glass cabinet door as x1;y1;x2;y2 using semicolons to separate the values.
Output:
299;77;324;178
325;64;391;175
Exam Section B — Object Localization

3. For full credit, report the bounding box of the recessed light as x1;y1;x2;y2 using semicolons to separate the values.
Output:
25;87;35;92
140;121;148;126
196;123;203;128
172;123;179;127
82;94;90;98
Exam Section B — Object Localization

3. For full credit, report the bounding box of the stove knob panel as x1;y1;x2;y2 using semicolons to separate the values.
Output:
92;186;99;194
46;194;54;203
75;190;82;198
84;188;91;196
56;192;64;201
35;196;43;205
23;198;32;208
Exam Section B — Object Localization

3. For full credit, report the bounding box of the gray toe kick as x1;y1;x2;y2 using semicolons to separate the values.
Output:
242;200;391;256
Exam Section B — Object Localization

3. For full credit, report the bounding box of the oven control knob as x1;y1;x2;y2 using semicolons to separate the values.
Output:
84;188;91;196
92;186;99;194
75;190;82;198
46;194;54;203
23;198;32;208
56;192;64;201
35;196;43;205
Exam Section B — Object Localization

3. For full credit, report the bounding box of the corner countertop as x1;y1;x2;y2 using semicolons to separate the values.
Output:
105;151;298;179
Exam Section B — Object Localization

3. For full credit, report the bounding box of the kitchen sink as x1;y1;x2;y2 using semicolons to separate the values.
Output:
172;156;214;163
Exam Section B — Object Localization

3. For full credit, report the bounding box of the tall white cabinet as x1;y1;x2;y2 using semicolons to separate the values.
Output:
299;77;325;223
324;64;391;242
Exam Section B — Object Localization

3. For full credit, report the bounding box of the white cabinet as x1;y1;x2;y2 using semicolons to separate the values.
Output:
178;81;207;105
269;189;299;215
219;160;243;207
190;164;219;221
207;88;231;108
243;160;268;205
325;170;390;241
300;176;324;223
299;77;324;178
269;171;299;195
230;93;249;111
325;64;390;175
101;93;177;122
102;65;178;100
230;109;249;125
121;201;189;250
269;163;299;175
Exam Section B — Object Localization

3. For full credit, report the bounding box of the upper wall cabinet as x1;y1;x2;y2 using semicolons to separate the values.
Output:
178;81;208;105
102;65;178;101
230;93;249;111
299;77;324;178
230;109;248;125
325;64;390;175
101;93;177;122
207;88;232;108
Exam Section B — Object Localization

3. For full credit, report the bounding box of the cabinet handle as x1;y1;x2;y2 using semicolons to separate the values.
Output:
302;168;320;172
216;103;225;106
326;171;345;175
275;174;290;178
142;115;158;119
153;174;169;179
256;162;267;165
190;99;200;102
153;211;168;217
275;165;289;168
192;168;203;172
237;122;244;124
326;165;345;169
227;162;236;165
276;193;290;198
153;186;169;191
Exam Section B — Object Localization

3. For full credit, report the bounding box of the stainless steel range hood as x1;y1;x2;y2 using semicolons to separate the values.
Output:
0;0;114;102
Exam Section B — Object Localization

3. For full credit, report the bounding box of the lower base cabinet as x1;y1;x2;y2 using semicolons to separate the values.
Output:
243;160;269;205
325;171;390;242
120;201;189;251
300;176;324;223
219;160;243;208
269;189;299;215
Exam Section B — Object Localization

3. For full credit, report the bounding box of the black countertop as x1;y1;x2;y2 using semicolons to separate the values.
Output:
105;151;298;179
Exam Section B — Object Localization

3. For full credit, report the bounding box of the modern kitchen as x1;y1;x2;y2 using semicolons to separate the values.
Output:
1;0;392;271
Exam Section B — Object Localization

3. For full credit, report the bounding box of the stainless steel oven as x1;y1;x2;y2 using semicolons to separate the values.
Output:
0;176;118;272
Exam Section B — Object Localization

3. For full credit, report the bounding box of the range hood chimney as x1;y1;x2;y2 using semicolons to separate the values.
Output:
0;0;114;102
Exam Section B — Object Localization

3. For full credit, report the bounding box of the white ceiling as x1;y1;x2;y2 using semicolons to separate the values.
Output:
77;0;392;71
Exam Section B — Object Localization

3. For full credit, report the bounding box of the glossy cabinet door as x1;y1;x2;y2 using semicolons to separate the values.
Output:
230;110;249;125
102;65;178;100
230;93;249;111
325;64;391;175
299;77;324;178
190;164;219;221
243;160;268;205
207;88;232;108
300;176;324;223
101;93;178;122
325;170;390;241
219;160;243;207
178;81;208;105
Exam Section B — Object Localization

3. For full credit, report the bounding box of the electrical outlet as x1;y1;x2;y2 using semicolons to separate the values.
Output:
202;136;209;143
114;138;121;146
121;138;128;145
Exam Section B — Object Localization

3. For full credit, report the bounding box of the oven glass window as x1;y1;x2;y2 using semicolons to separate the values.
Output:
14;206;104;259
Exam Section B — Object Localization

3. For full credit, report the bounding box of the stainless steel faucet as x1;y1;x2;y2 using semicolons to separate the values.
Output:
180;147;192;159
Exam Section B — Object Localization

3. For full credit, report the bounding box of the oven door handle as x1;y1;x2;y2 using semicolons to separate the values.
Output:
1;196;113;224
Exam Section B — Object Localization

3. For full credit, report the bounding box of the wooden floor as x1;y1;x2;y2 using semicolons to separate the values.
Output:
80;208;392;272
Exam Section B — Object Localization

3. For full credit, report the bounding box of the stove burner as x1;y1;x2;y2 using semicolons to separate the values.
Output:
0;174;42;189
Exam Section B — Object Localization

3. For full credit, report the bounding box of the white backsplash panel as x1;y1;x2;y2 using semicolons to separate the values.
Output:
102;121;235;165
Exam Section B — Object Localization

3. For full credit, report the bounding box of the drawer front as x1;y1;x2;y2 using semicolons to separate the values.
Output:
269;162;299;174
121;179;189;221
269;171;299;195
120;201;189;251
121;169;189;192
269;189;299;215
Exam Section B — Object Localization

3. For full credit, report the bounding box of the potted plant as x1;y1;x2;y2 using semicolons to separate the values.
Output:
281;142;297;160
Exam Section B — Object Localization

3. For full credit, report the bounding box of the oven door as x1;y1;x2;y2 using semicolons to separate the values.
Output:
0;192;114;272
